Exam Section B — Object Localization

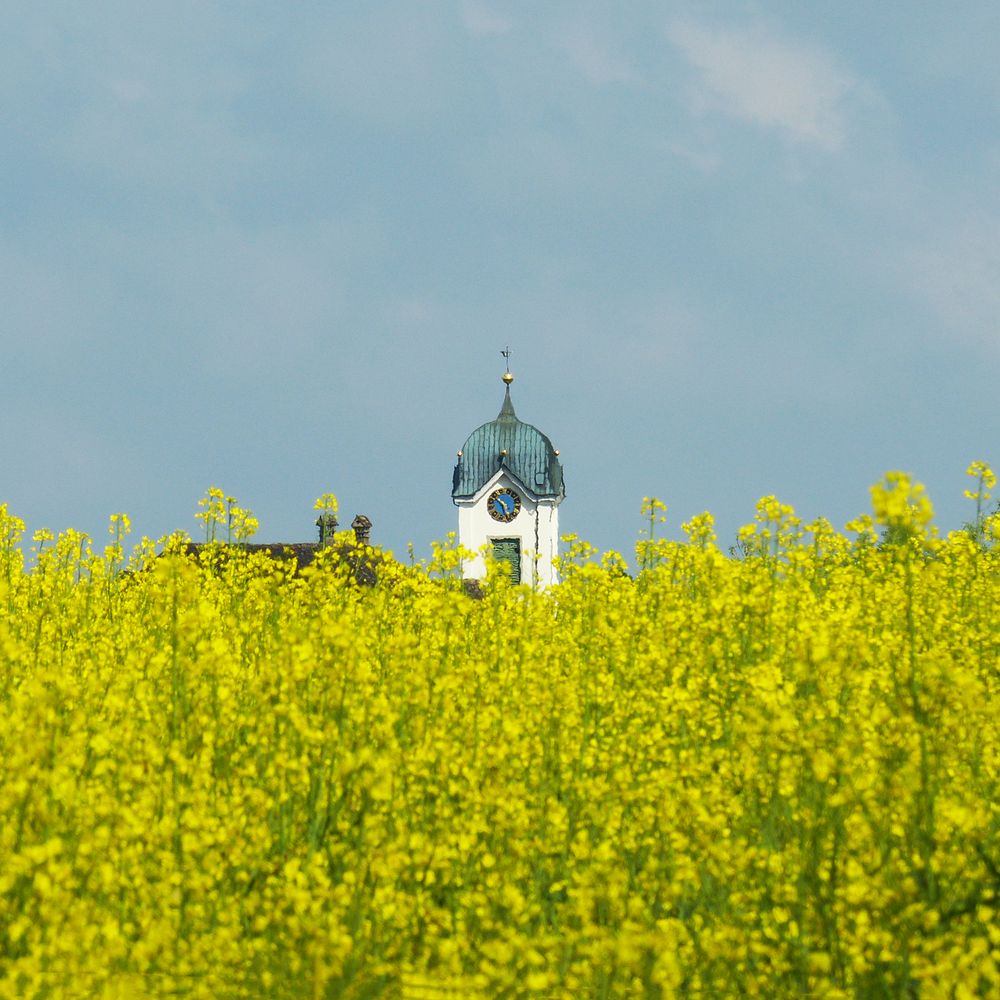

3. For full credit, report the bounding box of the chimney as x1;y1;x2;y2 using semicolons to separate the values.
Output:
316;513;338;547
351;514;372;546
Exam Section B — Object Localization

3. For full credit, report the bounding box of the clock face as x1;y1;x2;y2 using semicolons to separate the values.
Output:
487;487;521;522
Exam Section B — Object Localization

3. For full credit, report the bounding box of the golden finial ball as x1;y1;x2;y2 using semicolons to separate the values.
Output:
502;371;514;384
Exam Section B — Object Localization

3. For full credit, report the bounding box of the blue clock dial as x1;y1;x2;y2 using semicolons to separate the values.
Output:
487;487;521;523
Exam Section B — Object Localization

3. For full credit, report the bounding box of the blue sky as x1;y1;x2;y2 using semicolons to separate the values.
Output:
4;2;1000;563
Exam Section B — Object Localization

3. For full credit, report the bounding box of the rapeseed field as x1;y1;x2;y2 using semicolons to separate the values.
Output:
1;469;999;998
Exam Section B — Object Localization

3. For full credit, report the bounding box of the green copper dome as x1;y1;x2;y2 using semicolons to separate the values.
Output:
453;384;565;500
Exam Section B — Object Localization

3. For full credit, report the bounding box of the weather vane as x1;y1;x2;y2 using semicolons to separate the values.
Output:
500;346;514;384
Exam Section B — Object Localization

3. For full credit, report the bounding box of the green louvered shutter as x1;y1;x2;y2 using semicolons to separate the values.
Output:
492;538;521;584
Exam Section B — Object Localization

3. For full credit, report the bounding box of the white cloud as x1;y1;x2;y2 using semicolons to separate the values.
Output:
906;219;1000;349
664;133;721;174
304;8;462;126
668;20;855;149
460;1;511;38
560;27;637;86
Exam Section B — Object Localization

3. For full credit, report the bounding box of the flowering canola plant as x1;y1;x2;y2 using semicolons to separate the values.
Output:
1;470;1000;998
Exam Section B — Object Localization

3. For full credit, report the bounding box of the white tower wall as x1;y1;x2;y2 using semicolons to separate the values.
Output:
456;469;560;589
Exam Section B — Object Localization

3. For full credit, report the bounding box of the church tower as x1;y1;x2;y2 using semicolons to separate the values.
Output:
452;367;565;588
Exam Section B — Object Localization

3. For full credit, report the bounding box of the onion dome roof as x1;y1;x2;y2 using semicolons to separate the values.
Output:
452;379;565;500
